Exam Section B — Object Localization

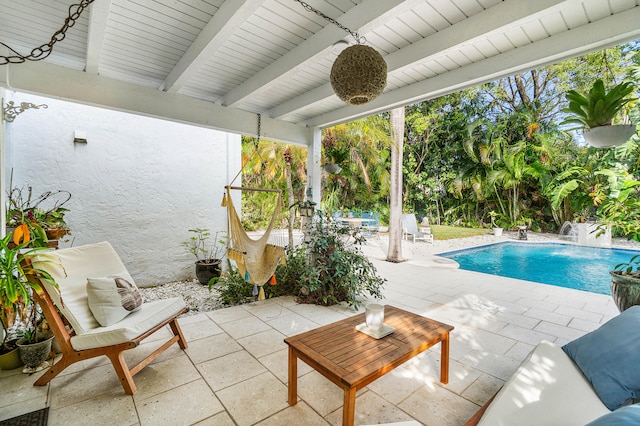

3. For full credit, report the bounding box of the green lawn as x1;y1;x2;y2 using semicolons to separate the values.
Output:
430;225;492;240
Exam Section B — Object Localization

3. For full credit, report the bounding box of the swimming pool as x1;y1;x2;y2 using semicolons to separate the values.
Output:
438;242;640;295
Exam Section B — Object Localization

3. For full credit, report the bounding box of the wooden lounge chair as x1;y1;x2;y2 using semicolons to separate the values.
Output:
27;241;188;395
401;213;434;243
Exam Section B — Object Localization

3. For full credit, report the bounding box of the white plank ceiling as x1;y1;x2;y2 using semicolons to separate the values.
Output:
1;0;639;145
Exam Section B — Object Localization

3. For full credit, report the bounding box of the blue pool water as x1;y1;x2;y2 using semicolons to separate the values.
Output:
438;242;640;295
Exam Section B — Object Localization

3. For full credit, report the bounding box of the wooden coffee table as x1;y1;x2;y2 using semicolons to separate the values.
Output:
284;305;454;426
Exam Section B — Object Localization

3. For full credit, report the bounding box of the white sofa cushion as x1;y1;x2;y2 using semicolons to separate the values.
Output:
478;340;610;426
70;297;186;350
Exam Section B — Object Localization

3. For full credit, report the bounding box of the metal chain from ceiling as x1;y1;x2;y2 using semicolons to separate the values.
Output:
0;0;95;65
293;0;365;44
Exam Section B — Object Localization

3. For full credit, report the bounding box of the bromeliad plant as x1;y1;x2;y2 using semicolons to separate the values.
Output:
563;79;636;129
0;233;60;351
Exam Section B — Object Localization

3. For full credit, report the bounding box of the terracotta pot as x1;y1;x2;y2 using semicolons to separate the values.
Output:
610;270;640;312
45;228;70;240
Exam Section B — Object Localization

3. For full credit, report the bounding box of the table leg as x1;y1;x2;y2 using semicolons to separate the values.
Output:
342;387;356;426
288;346;297;406
440;331;450;384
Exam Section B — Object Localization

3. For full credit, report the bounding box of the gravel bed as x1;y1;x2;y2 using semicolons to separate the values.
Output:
138;279;224;316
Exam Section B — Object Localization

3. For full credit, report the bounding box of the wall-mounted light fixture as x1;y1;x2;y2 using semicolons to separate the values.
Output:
73;130;87;144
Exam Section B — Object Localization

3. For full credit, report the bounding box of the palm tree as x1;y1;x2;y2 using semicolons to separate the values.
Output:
387;107;405;263
322;115;392;212
241;138;307;235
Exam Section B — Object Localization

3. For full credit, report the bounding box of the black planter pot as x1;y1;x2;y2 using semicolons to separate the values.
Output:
610;271;640;312
195;260;221;285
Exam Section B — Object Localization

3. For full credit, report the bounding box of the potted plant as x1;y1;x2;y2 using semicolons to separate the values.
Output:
16;322;54;372
596;176;640;311
563;79;637;148
182;228;226;285
322;129;346;174
6;186;72;246
0;233;59;370
0;317;22;370
294;200;316;218
610;255;640;312
37;204;71;241
489;211;505;236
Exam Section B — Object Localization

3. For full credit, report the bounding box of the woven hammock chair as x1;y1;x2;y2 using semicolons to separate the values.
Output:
222;185;286;300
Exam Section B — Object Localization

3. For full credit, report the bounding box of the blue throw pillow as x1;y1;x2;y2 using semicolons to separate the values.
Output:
563;305;640;411
585;404;640;425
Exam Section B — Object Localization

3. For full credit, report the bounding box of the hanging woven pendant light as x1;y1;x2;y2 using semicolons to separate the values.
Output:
330;44;387;105
294;0;387;106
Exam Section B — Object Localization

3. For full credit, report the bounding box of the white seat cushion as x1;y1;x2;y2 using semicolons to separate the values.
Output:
70;297;186;350
478;340;610;426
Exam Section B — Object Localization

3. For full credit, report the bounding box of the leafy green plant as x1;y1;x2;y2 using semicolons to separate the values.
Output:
274;211;385;309
209;260;254;306
614;255;640;278
0;233;60;349
6;187;72;247
563;79;636;129
182;228;226;263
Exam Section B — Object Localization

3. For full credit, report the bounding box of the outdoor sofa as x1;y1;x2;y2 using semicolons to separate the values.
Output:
466;306;640;425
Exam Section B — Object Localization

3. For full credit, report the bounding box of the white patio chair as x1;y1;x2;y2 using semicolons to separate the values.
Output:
401;213;434;243
27;241;189;395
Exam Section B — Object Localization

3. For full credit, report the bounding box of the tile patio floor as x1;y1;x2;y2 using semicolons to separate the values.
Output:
0;234;621;425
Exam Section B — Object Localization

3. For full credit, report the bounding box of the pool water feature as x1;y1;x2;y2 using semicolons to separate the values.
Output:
438;242;640;295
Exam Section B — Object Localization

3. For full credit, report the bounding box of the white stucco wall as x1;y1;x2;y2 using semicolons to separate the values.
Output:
4;91;241;286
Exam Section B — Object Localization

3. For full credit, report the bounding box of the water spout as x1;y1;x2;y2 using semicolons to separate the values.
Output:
558;221;611;247
559;221;578;243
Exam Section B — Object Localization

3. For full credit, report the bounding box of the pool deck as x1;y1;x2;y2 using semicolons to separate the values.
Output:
0;231;629;425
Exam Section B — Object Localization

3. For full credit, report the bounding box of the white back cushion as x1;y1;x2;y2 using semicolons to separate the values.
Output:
30;242;135;334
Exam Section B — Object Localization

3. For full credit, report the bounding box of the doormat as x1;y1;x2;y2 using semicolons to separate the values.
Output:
0;407;48;426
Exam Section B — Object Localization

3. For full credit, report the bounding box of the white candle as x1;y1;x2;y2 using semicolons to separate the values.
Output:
365;303;384;331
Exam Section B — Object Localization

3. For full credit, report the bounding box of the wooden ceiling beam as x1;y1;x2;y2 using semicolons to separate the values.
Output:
267;0;573;120
160;0;266;94
221;0;417;108
307;6;640;128
85;0;113;74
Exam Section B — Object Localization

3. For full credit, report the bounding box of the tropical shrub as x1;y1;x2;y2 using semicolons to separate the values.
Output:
209;260;254;306
274;212;385;309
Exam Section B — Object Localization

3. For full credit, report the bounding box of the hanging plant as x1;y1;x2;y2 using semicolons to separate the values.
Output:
563;79;637;147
